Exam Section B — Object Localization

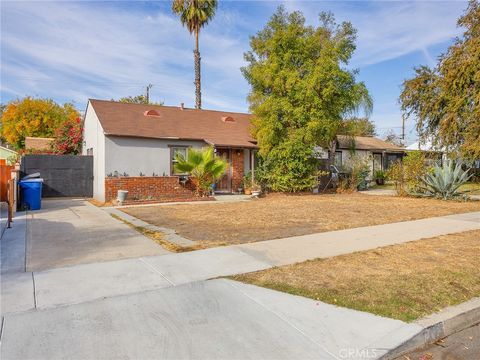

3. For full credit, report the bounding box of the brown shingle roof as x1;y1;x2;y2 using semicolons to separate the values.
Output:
24;137;54;150
89;99;257;149
337;135;404;152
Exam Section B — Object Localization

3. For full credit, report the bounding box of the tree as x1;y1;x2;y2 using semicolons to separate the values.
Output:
172;0;217;109
242;7;372;191
51;117;83;155
0;97;79;149
384;130;404;147
342;117;376;137
400;0;480;160
116;94;163;106
174;147;228;196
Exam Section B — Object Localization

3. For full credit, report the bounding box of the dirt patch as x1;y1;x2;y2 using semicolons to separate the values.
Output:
122;193;480;246
231;230;480;322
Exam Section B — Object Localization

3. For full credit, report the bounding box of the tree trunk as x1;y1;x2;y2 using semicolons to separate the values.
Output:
194;31;201;109
328;138;337;168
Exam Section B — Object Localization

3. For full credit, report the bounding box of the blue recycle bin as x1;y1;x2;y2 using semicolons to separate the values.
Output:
19;178;43;210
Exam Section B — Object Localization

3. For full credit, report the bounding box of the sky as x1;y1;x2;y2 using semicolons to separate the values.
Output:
0;0;469;144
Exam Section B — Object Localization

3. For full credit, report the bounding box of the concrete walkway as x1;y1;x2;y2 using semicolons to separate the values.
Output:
1;201;479;359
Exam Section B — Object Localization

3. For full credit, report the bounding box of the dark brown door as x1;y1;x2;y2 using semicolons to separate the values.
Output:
215;148;231;192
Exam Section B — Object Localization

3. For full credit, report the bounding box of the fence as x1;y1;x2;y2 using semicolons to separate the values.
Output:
1;160;15;235
21;155;93;197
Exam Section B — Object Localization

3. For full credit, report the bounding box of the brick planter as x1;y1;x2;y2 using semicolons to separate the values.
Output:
105;176;202;203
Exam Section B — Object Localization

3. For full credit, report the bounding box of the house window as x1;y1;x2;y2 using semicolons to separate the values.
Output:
385;154;401;169
334;151;343;168
171;146;188;175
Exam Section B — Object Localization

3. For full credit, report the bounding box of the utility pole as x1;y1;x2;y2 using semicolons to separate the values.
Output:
401;114;406;145
145;84;153;104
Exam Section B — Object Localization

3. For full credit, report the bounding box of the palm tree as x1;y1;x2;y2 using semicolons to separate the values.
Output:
174;147;227;196
172;0;217;109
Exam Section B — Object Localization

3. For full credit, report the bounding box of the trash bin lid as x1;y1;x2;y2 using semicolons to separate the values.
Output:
19;178;44;183
22;172;41;180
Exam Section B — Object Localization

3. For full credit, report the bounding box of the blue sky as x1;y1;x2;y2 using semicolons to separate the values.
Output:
0;0;468;144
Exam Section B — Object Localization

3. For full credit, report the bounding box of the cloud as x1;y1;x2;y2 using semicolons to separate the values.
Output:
1;1;249;110
279;0;466;67
0;0;469;139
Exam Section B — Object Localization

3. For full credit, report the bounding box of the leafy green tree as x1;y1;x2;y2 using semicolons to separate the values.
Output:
400;0;480;159
342;117;376;137
116;95;163;105
172;0;217;109
242;7;372;191
0;97;79;149
174;147;228;196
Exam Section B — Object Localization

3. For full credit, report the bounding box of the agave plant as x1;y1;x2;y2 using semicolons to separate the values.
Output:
418;160;472;200
174;147;228;197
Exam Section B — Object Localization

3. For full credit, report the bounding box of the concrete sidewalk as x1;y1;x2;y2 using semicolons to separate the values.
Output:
1;279;422;360
3;211;478;311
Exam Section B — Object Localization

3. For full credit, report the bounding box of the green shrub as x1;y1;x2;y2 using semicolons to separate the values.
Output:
375;170;386;180
387;151;428;195
338;154;371;192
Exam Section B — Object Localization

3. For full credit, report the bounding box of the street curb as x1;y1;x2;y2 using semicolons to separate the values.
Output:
380;297;480;359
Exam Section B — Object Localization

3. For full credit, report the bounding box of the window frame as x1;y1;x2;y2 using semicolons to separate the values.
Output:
169;145;189;176
334;151;343;168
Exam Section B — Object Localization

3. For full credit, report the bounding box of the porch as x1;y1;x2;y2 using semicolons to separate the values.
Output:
214;147;256;194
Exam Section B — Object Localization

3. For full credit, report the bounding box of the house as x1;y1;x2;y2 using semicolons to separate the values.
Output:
406;140;445;166
83;99;258;203
0;145;17;165
333;135;405;174
24;136;54;151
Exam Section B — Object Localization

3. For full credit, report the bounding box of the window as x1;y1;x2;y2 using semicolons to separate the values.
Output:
334;151;343;168
86;148;93;156
171;146;188;175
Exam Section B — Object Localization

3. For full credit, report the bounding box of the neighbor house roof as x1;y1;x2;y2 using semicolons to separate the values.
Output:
24;137;54;150
88;99;258;149
406;140;444;152
337;135;405;152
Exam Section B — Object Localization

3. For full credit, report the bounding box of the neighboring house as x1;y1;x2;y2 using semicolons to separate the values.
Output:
406;140;445;166
333;135;405;174
0;145;17;165
83;99;258;202
24;137;54;151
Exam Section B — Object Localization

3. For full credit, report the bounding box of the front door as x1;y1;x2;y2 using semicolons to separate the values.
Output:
373;153;383;173
215;148;231;192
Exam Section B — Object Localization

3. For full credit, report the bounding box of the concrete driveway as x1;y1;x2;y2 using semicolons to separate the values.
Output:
25;199;168;271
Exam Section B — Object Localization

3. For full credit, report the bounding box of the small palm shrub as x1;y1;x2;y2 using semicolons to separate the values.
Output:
174;147;228;197
418;160;472;200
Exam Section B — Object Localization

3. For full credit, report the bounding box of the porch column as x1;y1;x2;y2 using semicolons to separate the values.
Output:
251;150;255;182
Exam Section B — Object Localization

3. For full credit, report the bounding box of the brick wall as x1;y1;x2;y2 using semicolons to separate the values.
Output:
231;149;244;191
105;176;199;203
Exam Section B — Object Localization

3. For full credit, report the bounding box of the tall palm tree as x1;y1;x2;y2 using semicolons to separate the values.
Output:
172;0;217;109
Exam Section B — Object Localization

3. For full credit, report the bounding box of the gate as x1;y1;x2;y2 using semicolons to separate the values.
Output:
20;155;93;197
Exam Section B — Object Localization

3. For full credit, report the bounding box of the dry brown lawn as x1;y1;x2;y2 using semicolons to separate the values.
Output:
122;193;480;246
231;230;480;322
